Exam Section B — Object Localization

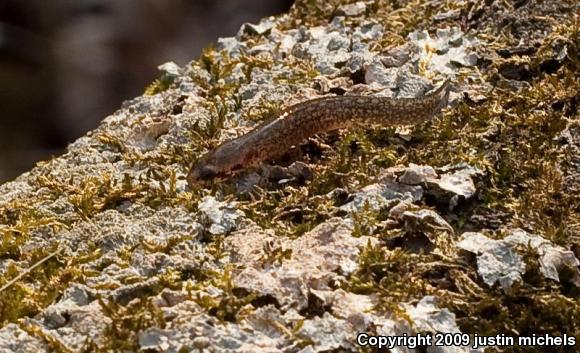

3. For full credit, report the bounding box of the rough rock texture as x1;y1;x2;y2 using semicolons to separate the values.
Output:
0;1;578;352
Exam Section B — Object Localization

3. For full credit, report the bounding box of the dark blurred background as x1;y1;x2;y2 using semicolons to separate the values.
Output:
0;0;293;183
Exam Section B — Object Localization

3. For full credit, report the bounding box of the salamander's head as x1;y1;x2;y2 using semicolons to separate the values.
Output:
187;140;247;186
187;158;220;185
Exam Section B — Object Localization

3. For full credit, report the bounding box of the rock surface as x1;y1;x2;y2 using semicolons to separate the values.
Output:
0;0;578;352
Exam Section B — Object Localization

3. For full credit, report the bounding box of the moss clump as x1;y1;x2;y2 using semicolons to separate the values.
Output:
0;204;65;260
0;245;101;326
190;267;257;323
411;68;578;244
96;296;166;352
143;73;176;96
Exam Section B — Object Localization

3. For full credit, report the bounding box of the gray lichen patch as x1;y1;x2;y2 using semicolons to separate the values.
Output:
458;229;580;291
228;218;375;310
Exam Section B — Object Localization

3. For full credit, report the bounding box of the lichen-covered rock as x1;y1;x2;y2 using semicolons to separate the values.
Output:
229;218;375;309
403;296;484;353
0;324;47;353
458;229;580;290
197;196;244;236
457;231;527;290
0;0;578;352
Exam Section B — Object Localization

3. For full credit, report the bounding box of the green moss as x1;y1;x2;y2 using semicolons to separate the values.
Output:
351;202;381;238
342;6;578;341
0;206;65;260
141;234;195;255
0;245;101;326
143;72;176;96
20;322;75;353
260;241;293;266
239;185;334;238
349;244;447;329
191;267;257;323
97;296;166;352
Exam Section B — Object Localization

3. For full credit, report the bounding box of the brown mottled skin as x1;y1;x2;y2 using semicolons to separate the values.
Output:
188;80;450;185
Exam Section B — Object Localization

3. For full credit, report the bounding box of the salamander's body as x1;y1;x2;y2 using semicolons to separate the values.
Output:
188;80;450;185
